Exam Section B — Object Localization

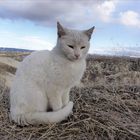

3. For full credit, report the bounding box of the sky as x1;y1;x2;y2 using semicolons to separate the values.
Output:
0;0;140;56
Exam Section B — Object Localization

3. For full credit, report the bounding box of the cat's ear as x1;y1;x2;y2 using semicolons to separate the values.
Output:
57;22;66;38
83;26;95;40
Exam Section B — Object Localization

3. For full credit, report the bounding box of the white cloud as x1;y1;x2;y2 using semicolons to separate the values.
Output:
0;0;118;27
0;30;54;50
21;36;54;50
120;10;140;27
95;0;116;22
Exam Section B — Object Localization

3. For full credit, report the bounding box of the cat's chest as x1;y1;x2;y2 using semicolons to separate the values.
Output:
62;62;83;78
46;59;86;87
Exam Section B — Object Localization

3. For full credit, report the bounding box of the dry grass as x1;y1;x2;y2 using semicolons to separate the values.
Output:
0;53;140;140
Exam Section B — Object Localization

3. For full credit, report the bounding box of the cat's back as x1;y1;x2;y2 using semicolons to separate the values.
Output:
24;50;51;65
22;50;51;66
15;50;51;78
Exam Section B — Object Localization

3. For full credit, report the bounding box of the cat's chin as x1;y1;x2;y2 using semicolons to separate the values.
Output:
67;56;81;62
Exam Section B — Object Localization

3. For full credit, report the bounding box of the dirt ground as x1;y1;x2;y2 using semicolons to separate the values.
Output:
0;53;140;140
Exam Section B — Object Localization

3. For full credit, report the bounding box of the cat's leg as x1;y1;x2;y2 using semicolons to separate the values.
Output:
10;82;48;126
48;93;63;111
62;89;70;107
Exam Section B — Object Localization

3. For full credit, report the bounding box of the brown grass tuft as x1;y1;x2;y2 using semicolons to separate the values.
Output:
0;53;140;140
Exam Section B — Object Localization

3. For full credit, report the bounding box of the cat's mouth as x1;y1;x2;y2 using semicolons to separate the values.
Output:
68;56;81;61
66;54;81;61
74;57;80;61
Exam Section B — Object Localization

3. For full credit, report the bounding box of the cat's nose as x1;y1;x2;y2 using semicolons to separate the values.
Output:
75;54;80;59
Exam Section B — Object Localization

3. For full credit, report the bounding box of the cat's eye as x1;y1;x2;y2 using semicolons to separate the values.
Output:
68;45;74;49
81;46;86;49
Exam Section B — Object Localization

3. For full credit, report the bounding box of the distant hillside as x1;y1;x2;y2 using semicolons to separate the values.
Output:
0;47;33;52
94;47;140;58
0;47;139;58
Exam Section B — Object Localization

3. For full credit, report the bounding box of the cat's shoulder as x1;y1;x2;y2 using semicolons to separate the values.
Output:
29;50;50;58
17;50;52;71
23;50;51;62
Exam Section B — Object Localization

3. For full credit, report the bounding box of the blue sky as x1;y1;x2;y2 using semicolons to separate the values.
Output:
0;0;140;56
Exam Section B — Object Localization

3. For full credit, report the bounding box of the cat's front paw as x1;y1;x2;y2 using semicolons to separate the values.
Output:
68;101;74;107
62;92;70;107
67;101;73;114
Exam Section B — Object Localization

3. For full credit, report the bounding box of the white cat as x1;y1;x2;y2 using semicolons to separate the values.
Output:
10;22;95;125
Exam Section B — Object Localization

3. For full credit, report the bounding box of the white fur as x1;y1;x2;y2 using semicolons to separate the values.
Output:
10;23;94;125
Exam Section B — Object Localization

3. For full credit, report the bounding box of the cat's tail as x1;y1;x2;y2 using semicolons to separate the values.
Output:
11;101;73;126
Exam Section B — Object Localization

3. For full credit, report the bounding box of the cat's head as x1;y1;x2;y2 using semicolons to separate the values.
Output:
56;22;95;61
